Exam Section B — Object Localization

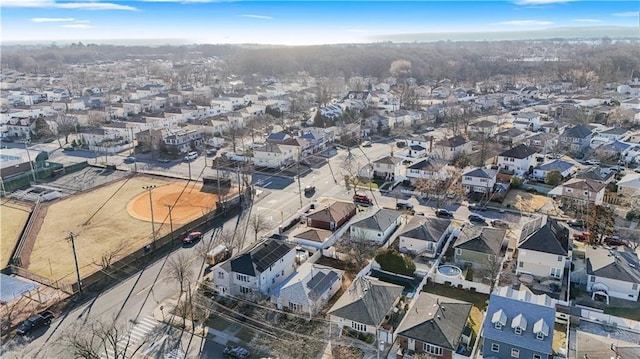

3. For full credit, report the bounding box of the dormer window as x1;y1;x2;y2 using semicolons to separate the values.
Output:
491;309;507;330
537;332;544;340
511;313;527;335
533;319;549;341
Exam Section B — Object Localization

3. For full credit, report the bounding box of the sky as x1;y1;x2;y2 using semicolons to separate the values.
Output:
1;0;639;46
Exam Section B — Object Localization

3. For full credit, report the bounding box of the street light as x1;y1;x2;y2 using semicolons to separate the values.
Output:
142;185;157;248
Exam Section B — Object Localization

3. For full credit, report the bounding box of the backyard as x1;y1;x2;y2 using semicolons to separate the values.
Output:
0;200;32;267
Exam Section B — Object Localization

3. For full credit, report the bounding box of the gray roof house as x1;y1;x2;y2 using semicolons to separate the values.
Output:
481;292;556;359
328;277;403;339
560;124;592;153
398;216;454;258
349;208;402;244
585;246;640;302
454;227;507;269
395;293;473;357
517;217;569;281
532;159;576;180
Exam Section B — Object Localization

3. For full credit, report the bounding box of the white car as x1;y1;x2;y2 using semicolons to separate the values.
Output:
361;140;372;147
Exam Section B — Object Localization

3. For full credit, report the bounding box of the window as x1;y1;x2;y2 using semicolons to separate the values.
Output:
533;355;542;359
550;268;562;278
217;272;224;280
491;343;500;352
536;332;544;340
289;302;303;312
351;321;367;332
633;283;638;290
236;274;250;283
495;322;502;330
511;349;520;358
590;276;595;282
455;248;461;255
240;286;251;294
557;255;562;262
518;261;524;268
423;343;443;356
514;327;522;335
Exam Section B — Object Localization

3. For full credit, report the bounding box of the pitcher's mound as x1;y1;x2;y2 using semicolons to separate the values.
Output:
127;183;219;225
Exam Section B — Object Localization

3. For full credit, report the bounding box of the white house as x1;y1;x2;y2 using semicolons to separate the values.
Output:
462;167;498;194
585;246;640;302
212;239;296;299
398;216;455;258
271;263;344;316
548;178;607;206
253;142;294;169
617;173;640;198
371;155;403;181
406;158;449;183
431;135;472;160
497;144;537;176
516;217;570;280
513;112;542;131
349;208;402;244
532;159;576;182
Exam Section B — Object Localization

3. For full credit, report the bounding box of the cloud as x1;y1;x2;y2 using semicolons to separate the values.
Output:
515;0;574;4
31;17;76;23
240;14;272;20
495;20;554;26
572;18;602;23
347;29;369;33
61;23;92;28
1;0;137;11
613;11;640;17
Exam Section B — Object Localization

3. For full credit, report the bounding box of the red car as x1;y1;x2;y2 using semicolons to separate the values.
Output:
572;232;590;242
183;231;203;244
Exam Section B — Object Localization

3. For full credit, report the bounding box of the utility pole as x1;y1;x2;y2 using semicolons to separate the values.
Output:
165;203;174;241
24;140;37;182
67;231;82;296
296;149;303;208
142;185;157;248
187;158;192;181
130;127;137;173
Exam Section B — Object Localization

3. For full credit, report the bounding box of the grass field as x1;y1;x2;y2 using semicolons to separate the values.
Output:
0;200;32;267
26;175;218;284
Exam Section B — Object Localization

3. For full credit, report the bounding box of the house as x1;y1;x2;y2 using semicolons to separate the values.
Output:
372;156;403;181
468;119;498;139
617;173;640;197
453;226;507;269
598;127;629;142
253;142;294;169
266;132;291;144
462;167;498;194
212;239;296;299
516;217;570;280
532;159;576;182
306;201;357;231
271;262;344;316
575;330;640;359
395;293;473;357
291;228;334;250
560;124;593;153
574;166;616;184
406;158;448;183
432;135;471;161
408;143;428;158
495;127;527;146
4;117;36;140
548;178;607;206
349;208;402;244
585;245;640;302
481;292;556;359
163;128;203;154
328;277;403;344
594;140;632;160
513;112;542;131
497;144;538;176
135;128;167;153
398;216;454;258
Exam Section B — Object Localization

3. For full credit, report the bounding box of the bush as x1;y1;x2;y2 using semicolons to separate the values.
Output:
626;211;638;220
510;176;524;188
375;248;416;276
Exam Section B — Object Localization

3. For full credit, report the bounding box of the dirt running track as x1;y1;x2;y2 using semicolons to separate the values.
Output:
24;176;219;284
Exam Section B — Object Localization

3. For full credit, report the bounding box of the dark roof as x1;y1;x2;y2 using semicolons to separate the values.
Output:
535;159;574;172
437;135;468;148
499;144;537;159
496;127;525;137
351;208;401;231
409;144;426;151
575;167;614;182
472;120;496;128
294;228;332;243
586;246;640;283
408;158;446;171
454;227;506;256
396;293;472;350
463;167;498;179
307;271;340;299
328;277;403;326
600;127;629;135
306;201;356;224
373;156;402;165
562;178;607;193
562;124;592;139
230;239;294;276
400;217;452;242
518;218;569;255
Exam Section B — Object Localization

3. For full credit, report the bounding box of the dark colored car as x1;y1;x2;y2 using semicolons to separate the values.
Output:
396;202;414;211
572;232;591;242
469;203;487;211
124;156;136;163
223;346;250;359
353;193;373;205
157;158;171;163
16;311;54;336
491;219;510;229
304;185;316;194
568;219;585;228
206;149;218;157
604;235;626;246
435;209;454;218
183;231;203;244
468;214;487;224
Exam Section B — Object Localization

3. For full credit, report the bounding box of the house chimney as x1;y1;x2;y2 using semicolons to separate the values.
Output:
430;136;434;152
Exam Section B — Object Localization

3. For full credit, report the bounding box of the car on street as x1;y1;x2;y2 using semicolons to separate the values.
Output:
396;201;414;211
468;214;487;224
223;346;250;358
304;185;316;195
183;231;203;245
361;140;372;147
435;209;454;218
157;158;171;163
124;156;136;163
604;235;626;246
469;203;487;211
490;219;510;229
572;232;591;242
206;149;218;157
16;310;54;336
353;193;373;205
567;218;586;228
415;212;425;216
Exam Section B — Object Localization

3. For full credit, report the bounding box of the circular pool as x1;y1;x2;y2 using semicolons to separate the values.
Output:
438;265;462;277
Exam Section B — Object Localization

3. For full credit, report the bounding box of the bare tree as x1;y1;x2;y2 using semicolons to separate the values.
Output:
166;252;195;327
248;212;272;248
335;229;376;271
414;166;463;208
217;228;240;256
340;151;364;194
58;317;146;359
95;240;128;271
53;114;78;147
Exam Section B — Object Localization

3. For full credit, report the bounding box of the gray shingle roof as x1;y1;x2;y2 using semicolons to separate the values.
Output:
463;167;498;179
499;144;537;159
230;239;294;276
534;159;574;172
350;208;401;232
400;216;451;242
586;246;640;283
518;218;568;256
396;293;472;350
437;135;468;148
328;277;403;326
408;158;446;170
454;227;506;256
562;124;592;139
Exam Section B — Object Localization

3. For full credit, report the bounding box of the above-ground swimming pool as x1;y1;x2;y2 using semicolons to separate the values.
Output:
438;265;463;277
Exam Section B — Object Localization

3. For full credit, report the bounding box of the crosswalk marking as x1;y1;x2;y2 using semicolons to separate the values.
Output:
101;316;160;359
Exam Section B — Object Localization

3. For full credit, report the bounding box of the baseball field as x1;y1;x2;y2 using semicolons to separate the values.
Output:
25;175;220;284
0;200;33;267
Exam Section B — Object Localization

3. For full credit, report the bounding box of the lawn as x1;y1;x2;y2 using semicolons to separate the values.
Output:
422;282;490;310
206;315;232;331
604;306;640;321
235;327;255;343
553;324;568;355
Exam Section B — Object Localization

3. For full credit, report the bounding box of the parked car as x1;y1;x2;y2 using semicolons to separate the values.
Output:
469;203;487;211
304;185;316;195
604;235;626;246
361;140;372;147
468;214;487;224
184;151;198;162
353;193;373;205
490;219;510;229
206;149;218;157
124;156;136;163
16;310;54;336
572;232;591;242
567;218;586;228
157;158;171;163
183;231;203;244
62;146;76;152
396;201;414;211
396;141;406;148
585;159;600;165
223;346;250;359
415;212;425;216
435;209;454;218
